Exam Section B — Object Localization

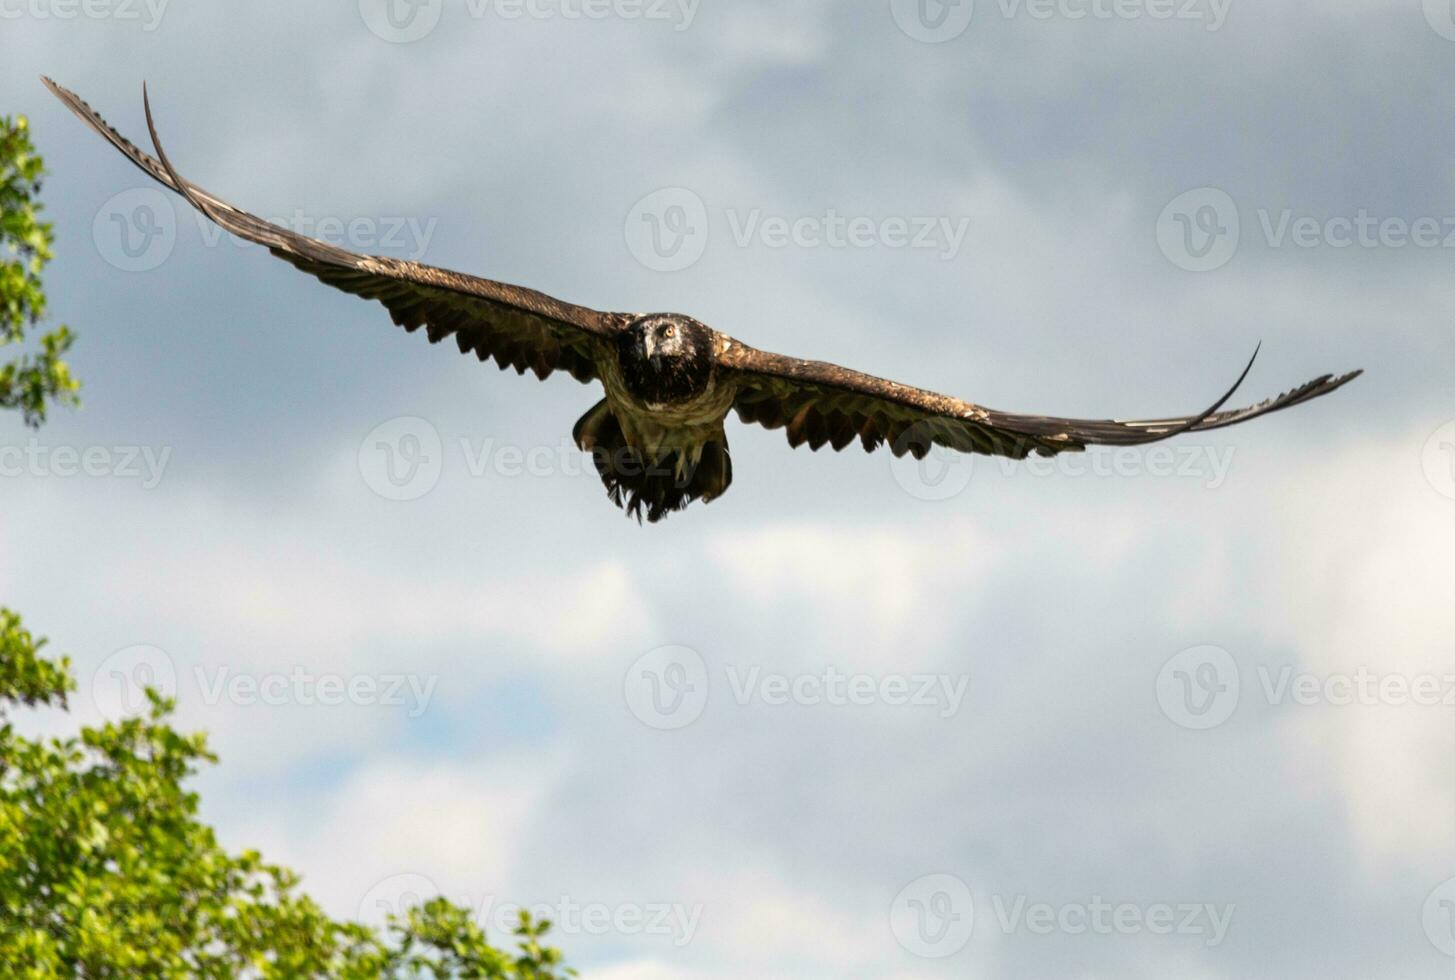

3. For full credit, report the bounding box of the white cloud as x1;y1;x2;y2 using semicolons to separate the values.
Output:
226;752;563;926
1265;428;1455;875
706;521;999;668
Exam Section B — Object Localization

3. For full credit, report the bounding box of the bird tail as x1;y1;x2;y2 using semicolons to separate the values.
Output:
572;400;732;524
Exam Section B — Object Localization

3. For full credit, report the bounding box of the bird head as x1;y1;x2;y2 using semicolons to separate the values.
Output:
618;313;715;404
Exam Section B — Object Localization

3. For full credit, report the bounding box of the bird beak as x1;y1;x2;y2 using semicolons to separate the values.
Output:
643;333;657;361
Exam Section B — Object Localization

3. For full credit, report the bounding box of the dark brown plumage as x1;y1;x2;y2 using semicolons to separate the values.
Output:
45;77;1363;522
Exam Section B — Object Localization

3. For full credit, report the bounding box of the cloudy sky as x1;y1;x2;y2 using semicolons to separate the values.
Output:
3;0;1455;976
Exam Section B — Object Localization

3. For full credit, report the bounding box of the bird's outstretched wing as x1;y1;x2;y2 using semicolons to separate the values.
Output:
719;340;1362;459
43;77;624;383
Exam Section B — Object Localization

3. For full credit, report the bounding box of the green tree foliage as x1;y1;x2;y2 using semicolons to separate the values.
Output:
0;118;572;977
1;114;79;426
0;613;574;977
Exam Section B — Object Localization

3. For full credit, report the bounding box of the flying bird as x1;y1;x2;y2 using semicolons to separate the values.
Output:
45;78;1362;523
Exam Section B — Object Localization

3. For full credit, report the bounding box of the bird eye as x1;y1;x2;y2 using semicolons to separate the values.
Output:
664;325;676;339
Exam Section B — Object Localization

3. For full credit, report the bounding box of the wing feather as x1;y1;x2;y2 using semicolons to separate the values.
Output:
43;77;622;384
719;340;1362;460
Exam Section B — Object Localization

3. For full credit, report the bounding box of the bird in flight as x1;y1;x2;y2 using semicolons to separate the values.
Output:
46;78;1362;523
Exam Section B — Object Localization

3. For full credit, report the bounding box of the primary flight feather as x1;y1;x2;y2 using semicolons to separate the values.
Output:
44;78;1363;523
